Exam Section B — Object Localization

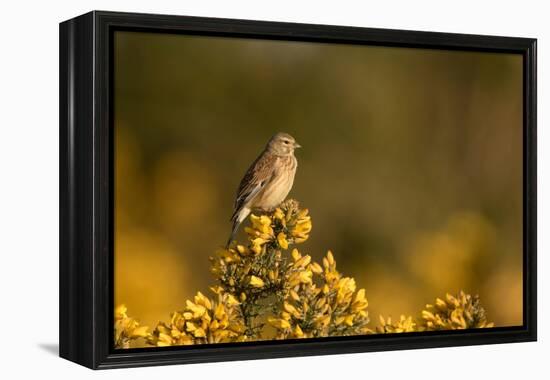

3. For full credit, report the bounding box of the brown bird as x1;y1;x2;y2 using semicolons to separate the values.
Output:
227;132;301;247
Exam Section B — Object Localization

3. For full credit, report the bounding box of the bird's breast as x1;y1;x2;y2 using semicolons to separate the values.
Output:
253;155;297;210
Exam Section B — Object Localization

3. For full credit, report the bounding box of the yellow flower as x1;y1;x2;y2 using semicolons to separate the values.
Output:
288;269;313;287
326;251;335;265
115;304;128;320
130;326;149;338
314;315;331;328
334;316;345;325
377;315;417;333
288;209;312;243
268;270;278;281
216;248;241;263
294;255;312;268
194;291;212;310
273;208;286;226
292;221;312;242
250;237;268;254
277;232;289;249
193;328;206;338
246;214;274;239
225;294;240;306
351;288;369;312
236;244;251;255
186;300;207;318
268;317;291;329
283;302;301;318
435;297;447;310
293;325;304;337
344;315;354;326
336;277;356;304
309;262;323;274
249;275;265;288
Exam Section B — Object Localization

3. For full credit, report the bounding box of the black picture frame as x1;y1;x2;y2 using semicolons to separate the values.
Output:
59;10;537;370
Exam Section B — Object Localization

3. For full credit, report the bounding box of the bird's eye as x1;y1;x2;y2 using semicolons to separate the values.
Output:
283;140;289;144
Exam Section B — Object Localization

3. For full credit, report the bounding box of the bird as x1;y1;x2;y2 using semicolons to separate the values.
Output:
226;132;301;248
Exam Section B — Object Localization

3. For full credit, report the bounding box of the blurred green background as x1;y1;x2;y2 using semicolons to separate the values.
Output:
114;31;523;331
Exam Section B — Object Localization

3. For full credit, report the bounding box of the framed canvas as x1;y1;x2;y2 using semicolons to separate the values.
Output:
59;11;537;369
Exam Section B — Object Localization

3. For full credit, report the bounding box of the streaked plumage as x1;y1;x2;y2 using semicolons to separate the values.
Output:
227;132;301;247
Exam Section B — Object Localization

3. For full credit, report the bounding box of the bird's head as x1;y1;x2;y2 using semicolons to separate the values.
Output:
266;132;301;156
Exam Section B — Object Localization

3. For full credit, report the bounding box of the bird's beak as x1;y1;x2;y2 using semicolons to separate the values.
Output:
294;142;302;149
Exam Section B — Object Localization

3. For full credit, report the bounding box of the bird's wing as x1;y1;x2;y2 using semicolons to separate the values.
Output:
231;152;277;222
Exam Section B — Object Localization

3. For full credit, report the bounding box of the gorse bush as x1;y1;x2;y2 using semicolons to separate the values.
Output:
115;199;494;348
147;291;245;346
376;291;494;334
419;291;494;330
114;304;149;349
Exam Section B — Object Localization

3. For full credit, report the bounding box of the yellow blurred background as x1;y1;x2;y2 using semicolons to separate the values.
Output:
114;31;523;331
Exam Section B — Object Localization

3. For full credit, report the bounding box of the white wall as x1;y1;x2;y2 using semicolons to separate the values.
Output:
0;0;546;378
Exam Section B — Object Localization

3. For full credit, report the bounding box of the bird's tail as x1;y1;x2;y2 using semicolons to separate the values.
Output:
226;206;251;248
226;219;241;248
